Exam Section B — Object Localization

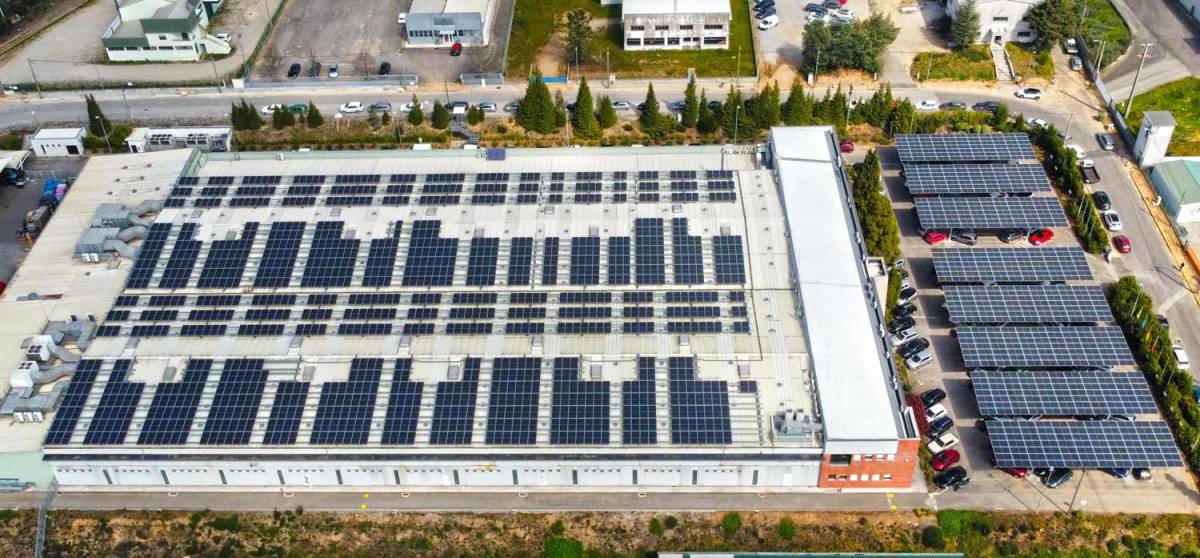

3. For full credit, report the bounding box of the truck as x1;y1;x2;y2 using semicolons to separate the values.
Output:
1081;164;1100;184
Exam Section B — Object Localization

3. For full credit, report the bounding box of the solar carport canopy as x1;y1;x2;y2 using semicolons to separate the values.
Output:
943;285;1113;324
916;197;1068;230
933;247;1093;284
896;133;1036;163
957;326;1135;369
987;420;1183;468
973;370;1158;417
904;163;1052;195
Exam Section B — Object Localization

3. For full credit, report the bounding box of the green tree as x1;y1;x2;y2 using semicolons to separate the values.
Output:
554;91;568;128
721;512;742;535
1027;0;1079;50
86;94;112;137
681;76;700;128
886;99;917;137
922;526;946;549
801;16;899;75
565;9;595;65
543;536;583;558
230;101;244;130
697;89;719;134
649;517;664;535
597;95;617;129
550;519;565;536
664;516;679;529
781;85;814;126
572;76;600;139
407;95;424;126
949;0;981;48
747;81;781;129
305;101;324;128
852;150;901;264
720;86;746;140
271;106;294;130
517;71;557;134
991;102;1011;129
243;100;263;130
640;83;662;133
368;111;381;129
467;105;484;125
381;111;392;127
777;517;797;540
431;101;450;129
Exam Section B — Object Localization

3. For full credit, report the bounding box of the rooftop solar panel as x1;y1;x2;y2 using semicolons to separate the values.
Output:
915;197;1068;230
944;285;1114;323
903;163;1052;195
987;420;1183;468
896;133;1036;163
973;370;1158;417
958;326;1134;369
933;247;1093;284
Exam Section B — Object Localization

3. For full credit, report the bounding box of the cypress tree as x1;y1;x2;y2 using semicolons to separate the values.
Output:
697;89;718;134
244;100;263;130
640;83;662;133
86;94;111;136
721;86;745;140
407;95;424;126
572;76;600;139
681;76;699;128
781;85;804;126
554;91;567;128
431;101;450;129
517;70;557;134
272;106;293;129
597;96;617;129
306;101;324;128
230;102;244;130
760;82;781;128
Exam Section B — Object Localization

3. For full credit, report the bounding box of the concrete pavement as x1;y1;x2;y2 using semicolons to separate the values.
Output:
1101;0;1200;100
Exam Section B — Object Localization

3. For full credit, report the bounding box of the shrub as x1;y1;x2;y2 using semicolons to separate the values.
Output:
550;519;565;536
721;512;742;535
921;526;945;549
649;517;664;535
543;536;583;558
664;516;678;529
777;517;796;540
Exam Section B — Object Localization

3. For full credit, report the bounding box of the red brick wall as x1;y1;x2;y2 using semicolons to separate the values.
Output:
816;438;920;489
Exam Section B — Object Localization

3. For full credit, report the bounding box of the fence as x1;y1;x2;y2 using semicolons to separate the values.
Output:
461;73;505;86
1075;31;1138;149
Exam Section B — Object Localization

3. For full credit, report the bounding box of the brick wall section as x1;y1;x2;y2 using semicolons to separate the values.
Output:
817;438;920;489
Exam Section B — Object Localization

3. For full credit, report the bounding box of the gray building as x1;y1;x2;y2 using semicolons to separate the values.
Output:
406;0;493;46
621;0;731;51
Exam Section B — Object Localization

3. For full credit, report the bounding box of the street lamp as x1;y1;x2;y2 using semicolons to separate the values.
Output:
1092;39;1107;72
122;82;133;121
94;115;113;152
733;104;741;144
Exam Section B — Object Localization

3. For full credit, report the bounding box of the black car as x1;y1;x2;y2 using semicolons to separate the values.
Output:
1100;468;1129;479
893;301;918;318
755;0;775;8
921;388;947;407
933;466;970;489
756;6;776;17
1157;314;1169;329
287;63;302;78
951;230;978;246
898;286;918;304
897;337;930;359
1044;468;1074;488
887;315;915;334
940;101;967;111
999;229;1025;243
927;416;954;438
972;101;1000;112
1033;467;1052;478
1092;191;1112;211
804;3;827;14
378;62;391;76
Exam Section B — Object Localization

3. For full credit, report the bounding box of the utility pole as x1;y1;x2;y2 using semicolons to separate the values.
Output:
122;82;133;121
95;116;113;152
733;104;741;144
814;47;822;82
27;59;43;99
1093;39;1106;72
1124;43;1153;119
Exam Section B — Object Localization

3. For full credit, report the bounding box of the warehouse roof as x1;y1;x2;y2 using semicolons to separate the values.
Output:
622;0;732;16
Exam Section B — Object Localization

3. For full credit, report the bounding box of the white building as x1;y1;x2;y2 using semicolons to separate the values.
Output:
406;0;495;47
621;0;732;51
124;127;232;153
30;128;87;158
102;0;231;62
947;0;1041;44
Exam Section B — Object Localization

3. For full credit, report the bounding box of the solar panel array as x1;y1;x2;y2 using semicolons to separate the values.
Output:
903;163;1051;195
958;326;1135;369
896;134;1036;163
973;371;1159;417
943;285;1113;324
933;247;1093;284
915;197;1068;229
987;420;1183;468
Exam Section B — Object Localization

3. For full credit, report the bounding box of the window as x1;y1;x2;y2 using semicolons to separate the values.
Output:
849;474;858;481
829;454;852;466
1017;31;1032;37
992;16;1009;21
882;474;893;480
626;38;641;47
630;25;645;30
704;24;724;30
655;25;669;30
159;35;167;40
678;24;693;30
668;37;679;45
703;37;726;45
181;32;189;40
644;37;665;45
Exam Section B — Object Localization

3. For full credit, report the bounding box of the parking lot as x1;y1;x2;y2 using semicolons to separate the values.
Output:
252;0;514;83
753;0;872;78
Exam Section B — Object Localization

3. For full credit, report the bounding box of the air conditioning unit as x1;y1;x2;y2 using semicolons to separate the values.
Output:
11;361;37;391
25;343;50;363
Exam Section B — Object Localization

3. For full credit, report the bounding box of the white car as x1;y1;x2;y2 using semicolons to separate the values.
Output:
1102;210;1123;231
398;102;419;113
397;12;407;24
1067;144;1086;159
805;11;826;23
478;102;498;112
927;433;961;454
612;101;633;111
924;403;948;422
1079;158;1095;169
835;7;854;18
1026;117;1049;128
906;350;933;370
890;327;919;347
757;15;780;30
261;103;283;114
339;101;365;113
1173;343;1190;369
1015;87;1043;100
915;100;939;111
215;32;231;42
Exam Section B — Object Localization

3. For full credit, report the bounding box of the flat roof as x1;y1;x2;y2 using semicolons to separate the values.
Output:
410;0;490;14
32;128;85;141
623;0;731;15
770;127;907;453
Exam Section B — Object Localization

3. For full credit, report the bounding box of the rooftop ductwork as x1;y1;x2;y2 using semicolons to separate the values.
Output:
75;200;162;261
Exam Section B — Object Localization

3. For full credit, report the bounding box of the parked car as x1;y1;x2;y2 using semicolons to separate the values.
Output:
328;64;339;78
1044;468;1074;488
906;350;934;370
898;286;918;304
399;102;419;113
1015;87;1043;100
972;101;1001;112
1133;468;1152;481
368;101;392;113
450;42;463;56
834;7;854;18
898;337;930;359
1028;228;1054;246
940;101;966;111
933;466;970;490
923;229;949;245
612;100;633;111
839;139;855;153
805;11;827;23
1173;342;1190;369
287;103;308;114
1102;210;1123;231
478;102;498;112
924;403;949;422
926;416;954;438
931;449;961;471
1000;229;1025;243
1091;191;1111;210
951;230;978;246
755;6;777;18
915;100;939;111
1070;56;1083;71
893;302;918;319
1113;235;1132;253
1100;468;1130;479
261;103;283;114
1081;164;1100;184
287;63;302;78
757;15;780;30
1067;143;1086;159
926;432;960;453
339;101;365;113
890;326;919;347
822;0;842;8
1097;132;1116;151
378;62;391;76
999;466;1029;478
503;101;520;112
397;12;407;24
215;32;231;41
1065;38;1079;54
448;101;469;111
1026;117;1049;128
921;388;947;407
804;2;827;13
888;315;915;334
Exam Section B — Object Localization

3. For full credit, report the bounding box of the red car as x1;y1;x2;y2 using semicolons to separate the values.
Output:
450;42;463;56
1028;228;1054;246
1000;467;1029;479
931;449;961;471
1113;235;1132;253
923;230;949;245
839;139;855;153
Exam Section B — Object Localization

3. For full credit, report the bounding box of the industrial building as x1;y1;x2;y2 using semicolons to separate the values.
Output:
123;127;232;153
2;128;920;490
1149;158;1200;225
621;0;732;51
30;128;87;158
405;0;495;46
946;0;1041;44
101;0;230;62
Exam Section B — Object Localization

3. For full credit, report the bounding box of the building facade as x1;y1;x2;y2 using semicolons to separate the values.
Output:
124;127;231;153
102;0;230;62
30;128;86;158
947;0;1041;44
1149;158;1200;225
622;0;731;51
406;0;493;46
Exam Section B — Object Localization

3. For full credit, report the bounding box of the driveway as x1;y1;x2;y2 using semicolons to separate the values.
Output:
1102;0;1200;99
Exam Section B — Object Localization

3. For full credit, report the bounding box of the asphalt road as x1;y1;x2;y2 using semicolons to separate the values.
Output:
1102;0;1200;100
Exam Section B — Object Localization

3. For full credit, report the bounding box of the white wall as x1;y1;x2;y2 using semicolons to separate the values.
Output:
31;138;84;157
949;0;1038;43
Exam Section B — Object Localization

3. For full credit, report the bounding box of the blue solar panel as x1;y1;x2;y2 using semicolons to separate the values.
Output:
158;223;200;288
126;224;171;289
569;237;600;285
254;222;305;287
667;357;732;444
550;357;609;445
200;359;267;445
382;359;424;445
607;237;630;285
301;221;359;287
542;238;560;285
138;359;212;445
466;237;500;286
713;235;746;284
310;358;382;445
403;220;458;286
197;223;257;288
508;237;534;285
362;225;401;287
82;360;142;445
622;357;658;444
486;358;542;445
672;218;703;284
45;360;103;445
429;358;481;445
635;218;665;284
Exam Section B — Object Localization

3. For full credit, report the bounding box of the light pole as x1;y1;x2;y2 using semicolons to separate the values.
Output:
1124;43;1153;119
122;82;133;121
733;104;741;144
94;115;113;152
1093;39;1106;72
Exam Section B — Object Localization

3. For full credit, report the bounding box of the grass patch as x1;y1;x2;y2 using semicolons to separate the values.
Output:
910;45;993;82
1006;42;1053;81
1081;0;1131;69
1123;77;1200;155
506;0;754;79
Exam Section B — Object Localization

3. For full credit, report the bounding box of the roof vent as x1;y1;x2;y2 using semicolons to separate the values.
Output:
448;364;461;381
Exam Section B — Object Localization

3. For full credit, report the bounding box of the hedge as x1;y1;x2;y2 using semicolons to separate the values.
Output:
1028;125;1109;254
